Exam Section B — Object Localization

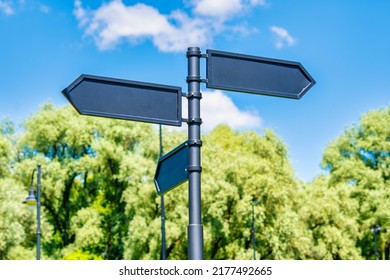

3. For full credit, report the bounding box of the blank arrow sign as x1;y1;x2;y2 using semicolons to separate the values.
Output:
62;74;182;126
154;141;189;195
206;49;315;99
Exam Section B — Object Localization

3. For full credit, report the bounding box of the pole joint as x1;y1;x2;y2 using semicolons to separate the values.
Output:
186;75;202;83
186;48;202;58
186;139;202;147
186;165;203;173
187;117;202;125
186;91;202;99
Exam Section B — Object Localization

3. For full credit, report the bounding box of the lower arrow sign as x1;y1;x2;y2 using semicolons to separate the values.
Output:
154;141;189;195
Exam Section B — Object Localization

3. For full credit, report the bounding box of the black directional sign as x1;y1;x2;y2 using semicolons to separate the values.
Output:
206;49;315;99
154;141;189;195
62;74;182;126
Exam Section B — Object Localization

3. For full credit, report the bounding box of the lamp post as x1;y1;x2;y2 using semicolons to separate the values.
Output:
252;199;259;260
372;224;381;260
23;164;41;260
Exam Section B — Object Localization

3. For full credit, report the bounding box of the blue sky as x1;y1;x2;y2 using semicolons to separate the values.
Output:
1;0;389;182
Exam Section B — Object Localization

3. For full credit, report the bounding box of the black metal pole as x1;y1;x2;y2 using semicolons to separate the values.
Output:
374;230;377;260
373;225;381;260
36;164;41;260
186;47;203;260
252;202;256;260
159;124;167;260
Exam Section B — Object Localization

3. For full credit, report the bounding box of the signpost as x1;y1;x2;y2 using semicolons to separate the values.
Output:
186;47;203;260
62;74;182;126
206;49;315;99
62;47;315;261
154;141;189;195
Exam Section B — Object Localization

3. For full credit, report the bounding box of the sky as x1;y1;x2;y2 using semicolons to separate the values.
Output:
1;0;389;182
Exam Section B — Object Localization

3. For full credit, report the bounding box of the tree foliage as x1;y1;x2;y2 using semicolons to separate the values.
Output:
1;104;389;260
0;120;34;259
321;107;390;259
298;175;361;259
201;126;307;259
13;104;161;259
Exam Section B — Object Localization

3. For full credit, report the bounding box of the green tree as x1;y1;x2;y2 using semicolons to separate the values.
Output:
122;129;186;260
299;175;361;259
122;125;311;260
13;102;384;260
321;107;390;259
0;178;35;259
201;125;309;259
16;104;98;258
0;119;14;177
16;104;159;259
0;120;35;259
89;115;159;259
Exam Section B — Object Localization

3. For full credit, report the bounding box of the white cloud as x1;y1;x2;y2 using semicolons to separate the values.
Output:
74;0;214;52
0;1;51;16
250;0;267;5
270;26;296;49
192;0;243;19
192;0;267;19
180;90;262;132
73;0;265;52
152;10;213;52
0;1;14;15
39;4;50;14
74;0;88;26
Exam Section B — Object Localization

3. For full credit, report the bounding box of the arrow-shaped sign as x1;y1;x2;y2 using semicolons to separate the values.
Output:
206;49;315;99
62;74;182;126
154;141;189;195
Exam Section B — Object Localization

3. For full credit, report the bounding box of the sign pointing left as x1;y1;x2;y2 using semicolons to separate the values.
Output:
62;74;183;127
154;141;189;195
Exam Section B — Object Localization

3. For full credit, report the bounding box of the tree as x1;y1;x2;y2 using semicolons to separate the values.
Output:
12;102;385;260
0;120;35;259
122;125;312;260
0;119;14;178
15;104;159;259
0;178;36;259
122;129;186;260
299;175;361;259
321;107;390;259
200;125;310;259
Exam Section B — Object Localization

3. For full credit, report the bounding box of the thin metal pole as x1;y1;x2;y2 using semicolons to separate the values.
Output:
374;230;377;260
159;124;167;260
252;203;255;260
186;47;203;260
373;225;381;260
36;164;41;260
252;199;258;260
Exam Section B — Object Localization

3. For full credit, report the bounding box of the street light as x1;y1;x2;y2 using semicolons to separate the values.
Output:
251;198;259;260
372;224;381;260
23;164;41;260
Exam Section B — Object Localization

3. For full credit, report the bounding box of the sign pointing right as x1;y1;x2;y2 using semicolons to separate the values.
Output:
206;49;315;99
